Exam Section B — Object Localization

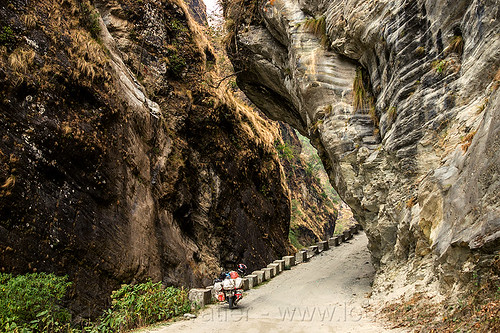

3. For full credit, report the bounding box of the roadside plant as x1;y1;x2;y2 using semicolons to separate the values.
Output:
90;280;191;332
0;272;72;332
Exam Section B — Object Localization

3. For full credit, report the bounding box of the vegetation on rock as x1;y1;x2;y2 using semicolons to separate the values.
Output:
301;16;329;47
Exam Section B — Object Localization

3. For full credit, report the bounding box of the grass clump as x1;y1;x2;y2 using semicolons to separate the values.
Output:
21;14;37;30
68;29;108;82
460;130;476;152
302;16;329;46
446;35;464;56
8;47;36;74
353;67;367;112
89;280;191;332
414;46;425;57
0;272;72;332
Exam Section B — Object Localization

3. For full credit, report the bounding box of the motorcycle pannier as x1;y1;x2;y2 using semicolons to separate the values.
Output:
234;277;243;289
222;278;235;290
213;282;223;292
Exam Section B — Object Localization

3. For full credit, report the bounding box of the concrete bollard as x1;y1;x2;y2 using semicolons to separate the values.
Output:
205;285;215;299
283;255;295;268
317;240;329;251
188;288;211;307
267;263;279;276
350;225;359;235
308;245;319;256
343;230;352;241
274;259;285;272
252;270;265;283
296;250;308;263
334;236;341;246
245;274;258;288
242;278;250;291
328;237;336;247
262;267;274;279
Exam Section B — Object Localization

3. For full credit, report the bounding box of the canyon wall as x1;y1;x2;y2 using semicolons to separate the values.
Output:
278;123;338;248
0;0;294;317
225;0;500;300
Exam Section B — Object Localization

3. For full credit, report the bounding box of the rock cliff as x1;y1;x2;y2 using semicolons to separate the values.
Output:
0;0;293;317
225;0;500;300
277;123;338;248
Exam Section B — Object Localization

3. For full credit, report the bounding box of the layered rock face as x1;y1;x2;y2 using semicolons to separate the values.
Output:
0;0;292;316
226;0;500;299
278;123;338;247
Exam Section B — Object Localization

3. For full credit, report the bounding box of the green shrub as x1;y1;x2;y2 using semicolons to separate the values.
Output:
0;272;72;332
275;141;295;160
80;1;101;40
289;228;303;250
168;52;187;77
90;281;191;332
0;26;15;46
432;59;448;73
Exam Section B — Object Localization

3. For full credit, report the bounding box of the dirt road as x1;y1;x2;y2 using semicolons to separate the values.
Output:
148;233;405;333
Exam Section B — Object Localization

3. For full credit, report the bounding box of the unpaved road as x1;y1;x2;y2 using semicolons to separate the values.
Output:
148;233;405;333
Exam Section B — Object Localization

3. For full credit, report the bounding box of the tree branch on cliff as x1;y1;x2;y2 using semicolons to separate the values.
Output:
211;70;243;89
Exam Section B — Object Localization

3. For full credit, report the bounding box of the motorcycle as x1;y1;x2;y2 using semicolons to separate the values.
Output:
214;265;247;309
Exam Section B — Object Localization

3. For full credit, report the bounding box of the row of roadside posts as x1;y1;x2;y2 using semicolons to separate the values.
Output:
188;224;364;307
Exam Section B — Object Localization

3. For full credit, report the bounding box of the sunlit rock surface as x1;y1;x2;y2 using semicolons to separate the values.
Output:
226;0;500;299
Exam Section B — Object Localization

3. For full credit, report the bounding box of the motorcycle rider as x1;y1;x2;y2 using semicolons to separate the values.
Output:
216;263;247;281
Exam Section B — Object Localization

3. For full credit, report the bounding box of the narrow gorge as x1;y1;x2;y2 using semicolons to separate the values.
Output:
0;0;499;330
